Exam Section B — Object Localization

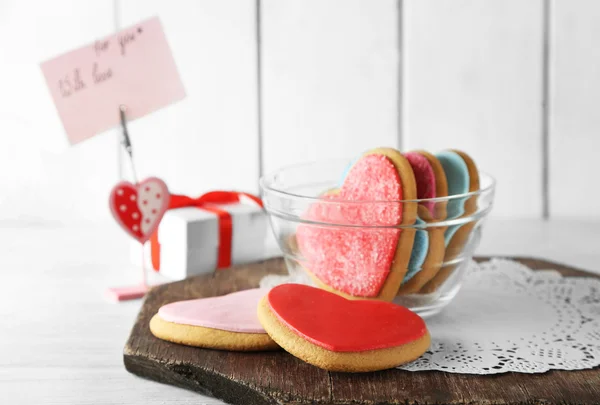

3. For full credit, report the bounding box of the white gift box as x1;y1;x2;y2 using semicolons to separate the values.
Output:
130;201;280;280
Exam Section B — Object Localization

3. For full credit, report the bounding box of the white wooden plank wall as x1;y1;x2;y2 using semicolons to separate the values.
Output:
549;0;600;219
1;0;599;221
0;1;116;223
403;0;545;218
117;0;260;197
260;0;400;174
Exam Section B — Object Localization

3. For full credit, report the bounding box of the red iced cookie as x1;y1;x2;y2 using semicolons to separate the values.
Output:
296;148;417;301
257;283;430;372
268;284;427;351
404;152;436;213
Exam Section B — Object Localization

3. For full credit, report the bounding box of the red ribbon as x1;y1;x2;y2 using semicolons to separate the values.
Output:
150;191;263;272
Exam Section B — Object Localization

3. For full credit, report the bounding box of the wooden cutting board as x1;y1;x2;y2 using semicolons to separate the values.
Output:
124;257;600;405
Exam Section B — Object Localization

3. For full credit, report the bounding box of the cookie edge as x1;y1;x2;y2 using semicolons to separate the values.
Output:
150;314;279;352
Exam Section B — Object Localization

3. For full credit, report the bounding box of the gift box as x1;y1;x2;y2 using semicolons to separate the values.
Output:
130;191;280;280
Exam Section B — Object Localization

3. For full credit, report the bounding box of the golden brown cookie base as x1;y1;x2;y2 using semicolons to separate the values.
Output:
304;262;413;302
397;205;446;295
397;226;446;295
420;222;475;294
412;150;449;221
149;314;279;352
419;150;480;294
451;149;480;214
257;297;430;372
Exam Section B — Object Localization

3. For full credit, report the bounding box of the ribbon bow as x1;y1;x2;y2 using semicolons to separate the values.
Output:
150;191;263;271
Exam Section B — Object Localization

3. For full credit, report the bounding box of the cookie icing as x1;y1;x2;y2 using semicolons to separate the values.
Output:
403;218;429;283
404;152;436;213
158;288;269;333
297;154;403;297
267;284;427;352
436;150;470;220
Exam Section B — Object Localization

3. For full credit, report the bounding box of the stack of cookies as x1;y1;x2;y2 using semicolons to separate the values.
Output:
296;147;480;300
150;285;430;372
149;147;480;373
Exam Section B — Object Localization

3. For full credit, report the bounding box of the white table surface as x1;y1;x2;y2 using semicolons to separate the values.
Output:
1;218;599;404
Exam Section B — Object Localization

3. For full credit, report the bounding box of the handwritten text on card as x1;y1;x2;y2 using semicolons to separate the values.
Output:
41;17;186;144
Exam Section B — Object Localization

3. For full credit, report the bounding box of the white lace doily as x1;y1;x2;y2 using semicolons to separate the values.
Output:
261;258;600;374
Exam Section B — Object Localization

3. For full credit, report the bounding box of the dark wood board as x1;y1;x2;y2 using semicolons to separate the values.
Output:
124;257;600;405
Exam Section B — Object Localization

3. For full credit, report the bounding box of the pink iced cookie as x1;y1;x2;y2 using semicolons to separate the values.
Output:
158;288;269;333
150;288;279;351
404;152;436;213
296;148;417;301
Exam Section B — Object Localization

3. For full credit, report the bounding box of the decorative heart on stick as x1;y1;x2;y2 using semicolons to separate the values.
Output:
109;177;170;243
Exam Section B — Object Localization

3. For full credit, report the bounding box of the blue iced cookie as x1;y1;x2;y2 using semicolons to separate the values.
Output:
435;151;470;246
420;150;480;294
402;218;429;283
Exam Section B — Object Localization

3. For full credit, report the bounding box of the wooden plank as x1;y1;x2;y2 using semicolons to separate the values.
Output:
124;256;600;405
403;0;544;218
548;0;600;218
0;0;117;222
260;0;400;174
117;0;260;194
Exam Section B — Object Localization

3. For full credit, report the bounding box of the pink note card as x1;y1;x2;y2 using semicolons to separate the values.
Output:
40;17;186;144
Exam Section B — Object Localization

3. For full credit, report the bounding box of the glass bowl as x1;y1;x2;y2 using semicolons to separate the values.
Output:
260;158;496;317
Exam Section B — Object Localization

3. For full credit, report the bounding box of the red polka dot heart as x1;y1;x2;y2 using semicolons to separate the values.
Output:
109;177;170;243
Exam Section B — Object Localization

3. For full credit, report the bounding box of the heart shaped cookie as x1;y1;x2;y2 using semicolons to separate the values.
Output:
402;217;429;283
404;152;437;213
420;150;480;294
412;150;449;220
150;288;278;351
397;205;446;295
109;177;170;243
436;150;470;227
296;148;417;301
397;151;448;295
257;283;430;372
